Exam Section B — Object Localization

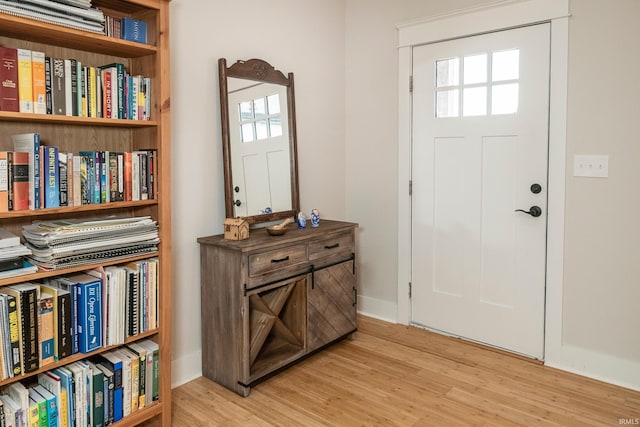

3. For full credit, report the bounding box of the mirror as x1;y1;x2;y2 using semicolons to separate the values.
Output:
218;58;300;225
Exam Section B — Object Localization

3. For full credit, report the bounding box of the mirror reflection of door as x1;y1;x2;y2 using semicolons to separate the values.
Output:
228;79;292;217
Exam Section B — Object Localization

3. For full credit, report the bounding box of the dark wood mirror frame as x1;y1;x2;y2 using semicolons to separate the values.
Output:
218;58;300;225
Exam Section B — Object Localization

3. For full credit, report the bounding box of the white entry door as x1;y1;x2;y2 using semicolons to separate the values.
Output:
411;24;550;359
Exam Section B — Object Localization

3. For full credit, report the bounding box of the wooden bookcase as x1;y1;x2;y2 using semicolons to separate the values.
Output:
0;1;172;425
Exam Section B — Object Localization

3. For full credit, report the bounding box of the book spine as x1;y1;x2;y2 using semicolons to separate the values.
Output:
103;69;113;119
0;47;19;112
123;152;132;201
0;151;8;212
44;57;53;115
44;146;60;208
88;66;97;118
93;151;101;204
78;283;102;354
76;60;83;118
11;151;29;211
17;48;33;113
6;295;21;376
52;58;65;115
121;18;147;44
104;369;113;425
31;51;46;115
22;289;39;373
100;151;108;203
108;152;119;202
70;59;78;116
72;154;81;207
64;59;72;117
7;151;14;211
38;294;55;367
33;133;41;210
92;369;104;427
58;292;72;360
58;152;68;207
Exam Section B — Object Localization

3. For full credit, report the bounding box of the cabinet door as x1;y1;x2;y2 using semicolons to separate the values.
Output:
307;258;357;352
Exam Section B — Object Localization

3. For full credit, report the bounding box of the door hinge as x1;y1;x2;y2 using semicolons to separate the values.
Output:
409;282;412;298
409;180;413;196
409;75;413;93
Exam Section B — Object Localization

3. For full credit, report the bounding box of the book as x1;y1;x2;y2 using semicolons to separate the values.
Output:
12;132;41;210
89;362;104;427
72;154;81;207
27;387;47;427
34;385;57;427
44;57;53;115
1;293;21;376
7;151;14;211
43;145;60;208
0;228;20;249
58;152;69;207
69;59;79;117
0;294;11;379
64;59;73;117
17;48;33;113
0;47;19;112
111;349;131;417
0;260;37;280
0;258;23;273
11;151;29;211
28;398;40;427
66;362;87;427
100;63;125;119
48;277;79;355
0;152;8;212
123;152;132;201
126;342;147;409
51;58;65;116
31;51;47;115
97;351;122;422
37;291;55;366
38;371;67;427
121;17;147;44
95;363;113;426
5;283;40;373
51;367;74;427
68;273;102;353
0;393;23;427
40;284;72;360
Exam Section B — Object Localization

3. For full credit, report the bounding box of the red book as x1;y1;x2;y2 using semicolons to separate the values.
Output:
0;47;19;112
12;151;29;211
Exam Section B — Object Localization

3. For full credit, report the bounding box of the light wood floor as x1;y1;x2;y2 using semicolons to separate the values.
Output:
172;316;640;426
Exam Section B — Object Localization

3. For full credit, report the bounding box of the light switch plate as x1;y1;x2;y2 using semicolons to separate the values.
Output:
573;155;609;178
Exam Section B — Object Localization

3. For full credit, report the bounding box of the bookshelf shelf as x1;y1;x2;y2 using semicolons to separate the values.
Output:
0;0;172;425
0;111;158;127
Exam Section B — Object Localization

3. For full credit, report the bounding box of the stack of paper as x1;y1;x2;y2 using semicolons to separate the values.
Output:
22;216;159;270
0;228;36;279
0;0;105;34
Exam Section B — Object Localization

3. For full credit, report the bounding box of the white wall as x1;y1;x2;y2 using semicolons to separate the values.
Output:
169;0;346;386
171;0;640;390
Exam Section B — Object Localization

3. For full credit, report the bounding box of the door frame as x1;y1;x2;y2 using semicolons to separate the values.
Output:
397;0;569;362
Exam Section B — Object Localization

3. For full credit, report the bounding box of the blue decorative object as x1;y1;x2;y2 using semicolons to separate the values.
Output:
297;212;307;229
311;209;320;227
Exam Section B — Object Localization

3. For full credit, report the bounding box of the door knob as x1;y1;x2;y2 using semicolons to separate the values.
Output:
234;200;242;207
515;206;542;217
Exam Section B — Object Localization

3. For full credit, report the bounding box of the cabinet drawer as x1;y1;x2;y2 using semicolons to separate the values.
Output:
308;232;354;261
249;244;308;276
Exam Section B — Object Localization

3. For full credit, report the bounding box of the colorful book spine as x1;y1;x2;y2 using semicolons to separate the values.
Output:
44;57;53;115
52;58;65;115
31;51;46;115
38;291;55;366
11;151;29;211
58;152;68;207
44;146;60;208
121;17;147;44
0;47;19;112
0;151;8;212
17;48;33;113
77;280;102;353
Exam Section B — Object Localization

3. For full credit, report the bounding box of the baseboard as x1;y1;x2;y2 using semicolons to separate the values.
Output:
357;295;398;323
171;349;202;388
545;344;640;392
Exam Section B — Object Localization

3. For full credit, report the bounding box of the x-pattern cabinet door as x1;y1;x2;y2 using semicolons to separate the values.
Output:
307;258;357;352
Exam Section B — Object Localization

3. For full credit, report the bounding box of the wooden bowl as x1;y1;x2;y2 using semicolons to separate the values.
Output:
266;226;287;236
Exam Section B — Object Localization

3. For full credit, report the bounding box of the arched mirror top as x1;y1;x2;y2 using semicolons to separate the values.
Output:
219;58;300;225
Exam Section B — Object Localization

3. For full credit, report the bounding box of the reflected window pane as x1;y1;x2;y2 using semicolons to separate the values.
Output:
267;94;280;114
255;120;268;140
463;54;487;85
492;83;519;115
492;49;519;82
436;89;459;117
463;86;487;116
436;58;459;87
239;101;253;121
269;117;282;137
253;98;266;118
241;123;254;143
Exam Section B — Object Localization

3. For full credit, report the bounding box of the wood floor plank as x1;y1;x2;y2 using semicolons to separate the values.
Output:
172;315;640;426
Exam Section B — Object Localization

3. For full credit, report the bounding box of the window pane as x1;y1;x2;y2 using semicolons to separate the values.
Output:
463;86;487;116
492;49;519;82
241;123;254;142
239;101;252;121
269;117;282;137
492;83;519;115
436;58;459;87
255;120;268;140
436;89;459;117
253;97;266;118
267;94;280;114
463;54;487;85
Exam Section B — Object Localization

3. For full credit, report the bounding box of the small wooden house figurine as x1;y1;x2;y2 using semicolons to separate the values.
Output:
223;217;249;240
